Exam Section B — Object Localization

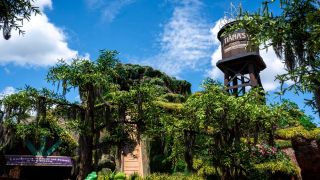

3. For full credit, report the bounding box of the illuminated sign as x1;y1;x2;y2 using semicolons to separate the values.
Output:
5;155;73;167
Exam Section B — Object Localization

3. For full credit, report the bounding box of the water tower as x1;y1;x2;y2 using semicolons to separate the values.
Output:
216;21;266;95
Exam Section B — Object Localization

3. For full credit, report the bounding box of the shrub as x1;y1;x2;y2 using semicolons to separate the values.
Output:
275;140;292;149
114;172;126;180
85;171;97;180
97;168;112;180
276;126;320;140
128;172;142;180
97;170;126;180
144;173;204;180
254;159;300;176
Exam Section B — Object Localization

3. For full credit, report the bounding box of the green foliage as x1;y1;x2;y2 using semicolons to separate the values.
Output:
234;0;320;114
97;169;112;180
98;172;202;180
154;82;303;179
249;144;300;178
173;159;186;173
275;140;292;149
299;115;316;130
13;113;77;155
0;46;309;179
114;64;191;96
0;87;77;155
254;159;300;176
128;172;143;180
114;172;126;180
0;0;40;39
251;144;280;162
0;90;32;123
47;50;121;179
96;170;127;180
275;126;320;140
154;101;183;112
193;159;220;177
85;171;97;180
272;100;303;128
16;123;50;140
144;173;204;180
271;99;316;129
161;93;186;103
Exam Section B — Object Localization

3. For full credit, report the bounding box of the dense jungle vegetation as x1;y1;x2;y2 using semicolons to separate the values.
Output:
0;0;319;179
0;49;318;180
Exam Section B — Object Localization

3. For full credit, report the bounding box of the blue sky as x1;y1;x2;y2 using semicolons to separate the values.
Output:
0;0;318;123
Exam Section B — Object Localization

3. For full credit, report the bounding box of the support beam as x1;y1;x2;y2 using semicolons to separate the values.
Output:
232;75;238;96
248;64;258;87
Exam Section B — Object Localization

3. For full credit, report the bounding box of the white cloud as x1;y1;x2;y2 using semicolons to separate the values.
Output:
208;19;287;91
259;48;287;91
142;0;212;76
85;0;134;22
207;19;224;80
0;86;16;99
207;45;223;80
0;0;83;67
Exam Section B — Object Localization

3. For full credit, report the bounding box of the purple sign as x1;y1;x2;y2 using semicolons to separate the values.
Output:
5;155;73;167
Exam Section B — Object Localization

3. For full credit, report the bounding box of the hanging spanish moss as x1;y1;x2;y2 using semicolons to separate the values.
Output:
114;64;191;96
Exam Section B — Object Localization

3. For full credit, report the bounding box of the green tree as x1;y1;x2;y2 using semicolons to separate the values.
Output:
162;81;299;179
47;50;119;180
234;0;320;114
0;0;40;40
103;63;191;173
0;87;77;156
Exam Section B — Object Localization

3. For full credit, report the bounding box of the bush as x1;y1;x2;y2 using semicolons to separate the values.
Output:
97;170;127;180
275;140;292;149
128;172;143;180
161;93;186;103
144;173;204;180
85;172;97;180
193;159;220;177
276;126;320;140
97;168;112;180
254;159;300;176
114;172;126;180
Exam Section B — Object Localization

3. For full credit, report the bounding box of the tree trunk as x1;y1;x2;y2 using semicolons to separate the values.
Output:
184;130;195;173
78;134;93;180
93;129;100;170
268;127;275;147
254;123;259;145
77;85;95;180
114;105;126;172
115;145;123;172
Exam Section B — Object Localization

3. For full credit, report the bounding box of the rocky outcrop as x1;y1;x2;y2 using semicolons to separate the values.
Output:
292;137;320;179
282;148;302;180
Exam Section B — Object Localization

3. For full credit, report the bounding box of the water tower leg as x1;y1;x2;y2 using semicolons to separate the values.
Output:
248;64;258;87
224;72;230;87
241;76;245;95
233;75;238;96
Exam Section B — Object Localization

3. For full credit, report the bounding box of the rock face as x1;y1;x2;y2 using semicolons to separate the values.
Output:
282;148;302;180
292;137;320;179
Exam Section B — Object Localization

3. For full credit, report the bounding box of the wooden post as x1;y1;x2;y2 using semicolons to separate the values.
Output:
224;71;229;87
248;64;258;87
241;76;245;95
232;75;238;96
